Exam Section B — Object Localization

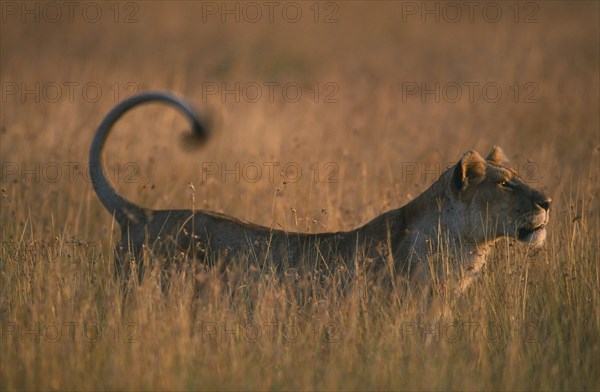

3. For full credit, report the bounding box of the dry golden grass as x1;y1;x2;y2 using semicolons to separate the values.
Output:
1;2;599;390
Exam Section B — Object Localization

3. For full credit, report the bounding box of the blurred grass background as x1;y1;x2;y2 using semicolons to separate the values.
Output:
1;1;599;390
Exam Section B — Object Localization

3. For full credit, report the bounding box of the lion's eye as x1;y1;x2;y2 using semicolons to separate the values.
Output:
499;181;512;189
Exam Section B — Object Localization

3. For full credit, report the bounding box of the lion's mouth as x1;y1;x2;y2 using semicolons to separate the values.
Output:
517;224;546;243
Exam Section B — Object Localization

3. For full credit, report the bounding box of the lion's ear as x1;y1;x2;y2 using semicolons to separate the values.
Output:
453;150;486;193
486;146;510;166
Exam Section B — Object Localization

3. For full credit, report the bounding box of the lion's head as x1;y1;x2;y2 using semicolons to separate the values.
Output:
446;146;551;247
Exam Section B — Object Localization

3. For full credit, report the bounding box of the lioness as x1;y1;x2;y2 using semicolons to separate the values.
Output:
90;92;551;293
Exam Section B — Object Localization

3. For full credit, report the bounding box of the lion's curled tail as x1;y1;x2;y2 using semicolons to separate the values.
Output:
89;92;208;225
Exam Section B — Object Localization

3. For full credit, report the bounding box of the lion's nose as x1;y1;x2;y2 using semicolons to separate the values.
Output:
537;197;552;211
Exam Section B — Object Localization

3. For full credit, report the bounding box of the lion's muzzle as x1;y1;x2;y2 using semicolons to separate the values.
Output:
516;194;551;246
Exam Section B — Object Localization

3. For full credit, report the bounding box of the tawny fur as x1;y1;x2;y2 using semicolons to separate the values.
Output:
90;92;551;293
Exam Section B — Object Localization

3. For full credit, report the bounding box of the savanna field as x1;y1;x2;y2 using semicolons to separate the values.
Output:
0;2;599;390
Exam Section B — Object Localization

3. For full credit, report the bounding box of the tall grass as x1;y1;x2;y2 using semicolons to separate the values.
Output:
1;2;599;390
1;179;598;390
